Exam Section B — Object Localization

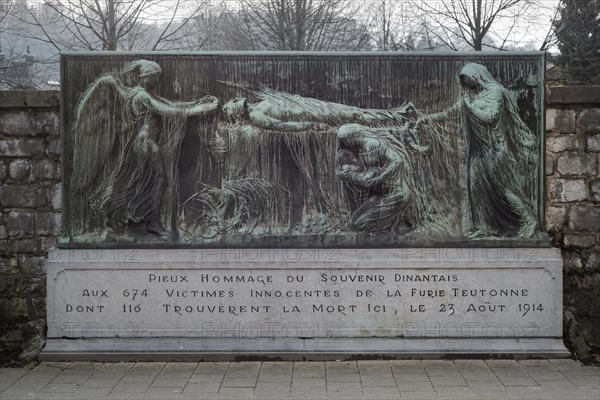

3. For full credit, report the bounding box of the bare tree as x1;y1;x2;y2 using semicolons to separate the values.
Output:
1;0;212;88
370;0;406;50
1;1;53;89
230;0;371;51
410;0;544;51
369;0;442;51
173;1;234;51
538;0;562;51
11;0;205;52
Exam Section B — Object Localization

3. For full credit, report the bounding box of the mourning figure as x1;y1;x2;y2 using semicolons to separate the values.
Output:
336;124;412;232
459;63;538;238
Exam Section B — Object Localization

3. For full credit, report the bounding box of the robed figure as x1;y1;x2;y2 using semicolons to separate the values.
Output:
69;60;219;240
459;63;538;238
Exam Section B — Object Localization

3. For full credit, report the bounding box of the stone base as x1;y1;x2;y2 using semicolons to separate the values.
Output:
42;248;570;361
41;338;569;362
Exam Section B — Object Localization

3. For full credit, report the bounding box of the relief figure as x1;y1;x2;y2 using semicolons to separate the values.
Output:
220;85;418;132
335;124;412;232
71;60;219;239
459;63;538;238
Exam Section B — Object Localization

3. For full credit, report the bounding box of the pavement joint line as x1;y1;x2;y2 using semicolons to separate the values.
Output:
357;360;363;391
140;360;166;395
256;359;263;389
289;361;295;393
217;362;230;393
388;357;402;392
180;361;200;392
104;358;135;395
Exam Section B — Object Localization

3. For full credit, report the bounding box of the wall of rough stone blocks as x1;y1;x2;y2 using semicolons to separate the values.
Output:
0;88;599;364
0;91;61;364
545;87;600;361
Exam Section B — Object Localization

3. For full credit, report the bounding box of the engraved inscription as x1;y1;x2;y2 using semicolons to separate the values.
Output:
51;266;554;339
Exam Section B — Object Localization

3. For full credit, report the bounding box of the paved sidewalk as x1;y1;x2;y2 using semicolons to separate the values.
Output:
1;359;598;400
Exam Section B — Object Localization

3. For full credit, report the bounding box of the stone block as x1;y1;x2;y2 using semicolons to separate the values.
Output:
0;298;28;319
8;159;31;180
552;110;576;133
38;111;60;135
28;296;45;318
0;111;58;136
0;257;16;276
5;211;34;237
19;256;47;293
567;288;595;315
578;274;600;291
568;205;600;232
36;212;62;236
0;161;5;181
32;160;60;180
591;179;600;203
587;135;600;152
549;87;600;105
556;154;597;177
562;235;596;249
0;90;60;108
0;266;15;294
549;178;587;202
0;111;32;134
40;236;58;251
2;257;19;272
10;238;39;253
0;258;19;295
19;318;46;362
545;206;566;232
0;138;44;157
47;138;62;156
563;251;583;274
545;153;555;175
579;315;600;348
578;108;600;134
22;275;46;297
546;109;557;131
581;250;599;271
2;184;48;208
546;135;583;153
563;311;591;359
50;183;62;210
19;253;45;268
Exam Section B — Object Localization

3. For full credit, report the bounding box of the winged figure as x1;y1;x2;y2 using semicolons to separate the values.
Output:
70;59;220;239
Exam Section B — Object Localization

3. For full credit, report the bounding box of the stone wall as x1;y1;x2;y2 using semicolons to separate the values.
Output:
0;91;60;364
545;86;600;361
0;88;599;364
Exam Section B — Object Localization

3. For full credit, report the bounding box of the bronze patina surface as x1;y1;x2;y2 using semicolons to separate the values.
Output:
60;52;547;248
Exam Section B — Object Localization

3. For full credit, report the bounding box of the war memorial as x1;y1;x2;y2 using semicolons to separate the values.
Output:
41;52;569;360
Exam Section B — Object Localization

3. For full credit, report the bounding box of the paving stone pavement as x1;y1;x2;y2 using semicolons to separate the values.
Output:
1;359;598;400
